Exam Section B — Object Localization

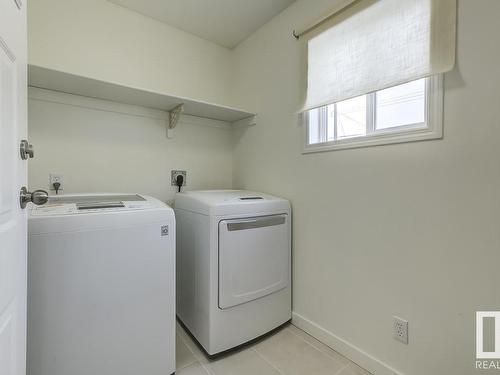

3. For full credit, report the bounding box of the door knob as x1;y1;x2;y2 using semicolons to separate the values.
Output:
20;187;49;209
20;140;34;160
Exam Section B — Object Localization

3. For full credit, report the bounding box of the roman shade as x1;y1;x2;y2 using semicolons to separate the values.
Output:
303;0;456;111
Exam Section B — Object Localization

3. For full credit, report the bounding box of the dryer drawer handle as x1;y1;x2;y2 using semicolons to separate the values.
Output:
226;216;286;231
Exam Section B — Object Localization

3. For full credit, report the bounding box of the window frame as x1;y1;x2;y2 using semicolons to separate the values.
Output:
302;75;444;153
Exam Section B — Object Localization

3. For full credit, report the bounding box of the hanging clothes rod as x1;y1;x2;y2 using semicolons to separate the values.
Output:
292;0;360;39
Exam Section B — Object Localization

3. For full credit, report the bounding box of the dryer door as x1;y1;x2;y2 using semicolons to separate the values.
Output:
218;214;289;309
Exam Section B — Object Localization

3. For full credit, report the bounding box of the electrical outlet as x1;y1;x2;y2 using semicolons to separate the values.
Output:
49;173;64;191
393;316;408;344
171;170;187;186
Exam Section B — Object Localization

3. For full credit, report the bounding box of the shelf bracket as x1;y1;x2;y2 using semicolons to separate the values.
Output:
167;104;184;138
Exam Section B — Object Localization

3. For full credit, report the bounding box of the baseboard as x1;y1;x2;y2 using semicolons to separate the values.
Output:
291;312;403;375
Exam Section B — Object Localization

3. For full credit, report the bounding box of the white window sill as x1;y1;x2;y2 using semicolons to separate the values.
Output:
302;124;442;153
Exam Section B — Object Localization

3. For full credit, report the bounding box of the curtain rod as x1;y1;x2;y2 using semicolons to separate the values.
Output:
292;0;360;39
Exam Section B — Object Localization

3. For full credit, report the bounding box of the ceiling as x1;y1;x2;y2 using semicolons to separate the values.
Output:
107;0;296;49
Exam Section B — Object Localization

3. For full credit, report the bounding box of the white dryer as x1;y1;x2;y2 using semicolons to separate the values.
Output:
27;194;176;375
175;190;291;355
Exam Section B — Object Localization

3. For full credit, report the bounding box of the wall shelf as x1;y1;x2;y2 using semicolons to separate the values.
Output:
28;65;256;125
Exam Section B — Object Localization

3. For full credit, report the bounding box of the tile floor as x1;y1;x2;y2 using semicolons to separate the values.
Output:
176;322;372;375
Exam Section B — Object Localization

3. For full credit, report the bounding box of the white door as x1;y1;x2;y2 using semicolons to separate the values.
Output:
218;214;289;309
0;1;28;375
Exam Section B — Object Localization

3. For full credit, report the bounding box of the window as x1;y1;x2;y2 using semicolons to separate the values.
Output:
304;76;443;153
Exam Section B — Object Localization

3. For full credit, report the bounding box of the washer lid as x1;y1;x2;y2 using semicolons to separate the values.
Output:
29;194;156;217
28;194;174;235
174;190;289;216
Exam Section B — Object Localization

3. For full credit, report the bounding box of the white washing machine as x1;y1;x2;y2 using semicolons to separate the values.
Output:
175;190;291;355
27;194;176;375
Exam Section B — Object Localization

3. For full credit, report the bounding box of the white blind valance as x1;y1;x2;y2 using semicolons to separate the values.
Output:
303;0;456;111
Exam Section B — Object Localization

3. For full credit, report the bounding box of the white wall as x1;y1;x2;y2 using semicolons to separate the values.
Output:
28;88;233;202
231;1;500;375
27;0;236;202
28;0;233;106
